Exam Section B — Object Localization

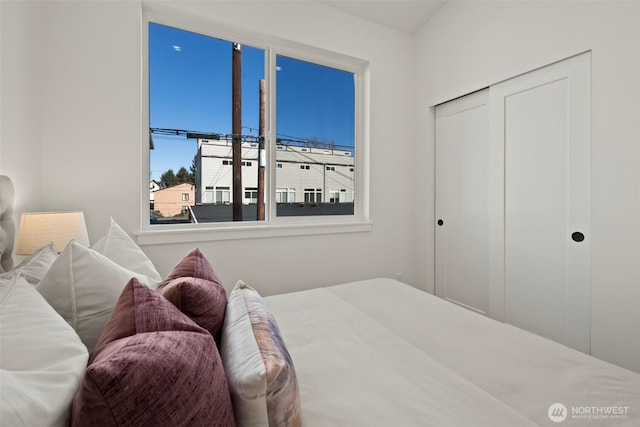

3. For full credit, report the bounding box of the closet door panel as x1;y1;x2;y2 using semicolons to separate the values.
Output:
435;90;490;315
491;52;591;353
504;78;570;345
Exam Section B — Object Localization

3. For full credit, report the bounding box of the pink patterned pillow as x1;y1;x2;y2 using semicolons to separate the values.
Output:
221;281;301;427
158;248;227;341
72;278;235;427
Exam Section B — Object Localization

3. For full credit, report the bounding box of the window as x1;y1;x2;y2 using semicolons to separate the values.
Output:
182;193;189;201
143;12;368;241
275;55;355;217
276;188;296;203
203;186;214;203
215;187;230;204
244;187;258;203
304;188;323;203
330;189;347;203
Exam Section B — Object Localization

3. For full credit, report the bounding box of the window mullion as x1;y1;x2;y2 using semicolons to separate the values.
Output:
266;47;277;223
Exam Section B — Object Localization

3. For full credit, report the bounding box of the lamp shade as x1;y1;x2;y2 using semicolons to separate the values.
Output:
16;211;90;254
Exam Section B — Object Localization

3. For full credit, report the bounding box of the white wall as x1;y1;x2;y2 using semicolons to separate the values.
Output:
0;0;416;295
414;1;640;372
0;1;43;215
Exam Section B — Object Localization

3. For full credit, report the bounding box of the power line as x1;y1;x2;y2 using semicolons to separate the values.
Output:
149;127;353;152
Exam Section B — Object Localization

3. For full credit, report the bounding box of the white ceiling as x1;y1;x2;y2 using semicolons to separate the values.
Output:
319;1;447;34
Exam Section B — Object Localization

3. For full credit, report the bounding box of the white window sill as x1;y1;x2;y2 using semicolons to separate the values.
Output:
134;220;373;246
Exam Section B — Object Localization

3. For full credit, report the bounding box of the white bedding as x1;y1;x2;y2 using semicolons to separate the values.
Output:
265;278;640;427
0;273;88;427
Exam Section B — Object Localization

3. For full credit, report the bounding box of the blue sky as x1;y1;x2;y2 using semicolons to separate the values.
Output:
149;23;354;181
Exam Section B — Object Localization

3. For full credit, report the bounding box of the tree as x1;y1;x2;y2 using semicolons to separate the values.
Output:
161;169;178;188
190;156;197;179
176;166;193;184
160;166;194;188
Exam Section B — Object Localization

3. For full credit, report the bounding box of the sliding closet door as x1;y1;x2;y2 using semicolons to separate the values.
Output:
490;53;591;353
435;90;491;315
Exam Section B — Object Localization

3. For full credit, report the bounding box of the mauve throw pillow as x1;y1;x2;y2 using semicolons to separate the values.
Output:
158;276;227;341
164;247;220;282
158;247;227;340
72;278;235;427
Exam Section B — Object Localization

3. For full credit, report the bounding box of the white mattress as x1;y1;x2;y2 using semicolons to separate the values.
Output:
265;278;640;426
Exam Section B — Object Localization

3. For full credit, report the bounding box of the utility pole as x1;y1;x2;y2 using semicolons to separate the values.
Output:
232;43;243;221
257;79;266;220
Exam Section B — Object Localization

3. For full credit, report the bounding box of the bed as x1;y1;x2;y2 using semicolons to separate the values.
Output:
266;279;640;426
1;174;639;427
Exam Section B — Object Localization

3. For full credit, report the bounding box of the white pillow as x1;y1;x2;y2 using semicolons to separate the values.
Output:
37;240;161;351
0;273;88;427
13;242;58;284
92;217;161;282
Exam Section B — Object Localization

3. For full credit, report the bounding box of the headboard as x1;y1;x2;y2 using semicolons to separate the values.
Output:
0;175;16;272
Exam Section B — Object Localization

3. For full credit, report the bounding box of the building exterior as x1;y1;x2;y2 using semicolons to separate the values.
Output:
152;182;195;217
149;180;160;205
194;138;354;205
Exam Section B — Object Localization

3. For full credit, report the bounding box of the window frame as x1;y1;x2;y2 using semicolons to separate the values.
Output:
137;3;371;245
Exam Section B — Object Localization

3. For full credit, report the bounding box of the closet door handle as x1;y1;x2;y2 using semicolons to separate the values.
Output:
437;219;444;226
571;232;585;242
